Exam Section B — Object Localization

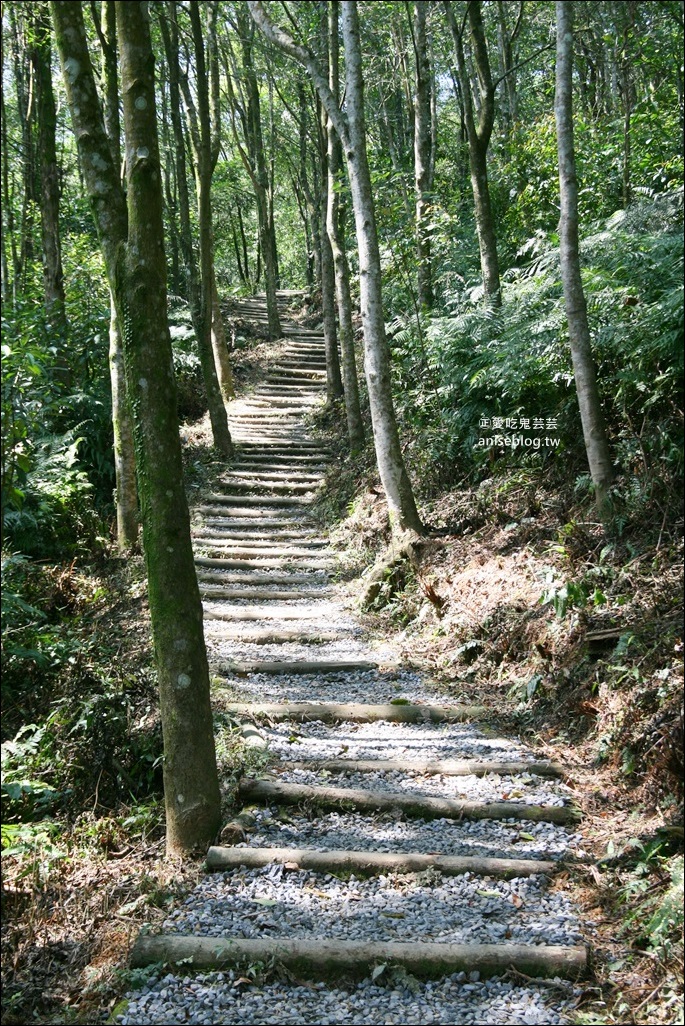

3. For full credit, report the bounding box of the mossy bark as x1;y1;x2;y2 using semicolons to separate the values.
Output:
52;0;221;853
99;3;138;550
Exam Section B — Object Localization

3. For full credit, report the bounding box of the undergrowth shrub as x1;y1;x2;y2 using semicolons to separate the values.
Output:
1;555;162;814
391;190;684;521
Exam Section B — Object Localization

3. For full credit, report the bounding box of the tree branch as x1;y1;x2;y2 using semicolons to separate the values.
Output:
247;0;350;150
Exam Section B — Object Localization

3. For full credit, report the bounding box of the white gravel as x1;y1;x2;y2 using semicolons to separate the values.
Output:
239;807;585;862
118;971;581;1025
117;338;588;1026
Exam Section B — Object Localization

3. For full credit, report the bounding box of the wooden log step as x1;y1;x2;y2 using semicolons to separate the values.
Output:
205;845;557;879
217;478;322;492
196;507;307;520
222;701;486;723
256;381;321;387
205;605;337;621
267;377;326;387
224;469;325;481
204;493;311;506
131;935;588;981
235;453;327;464
220;659;379;675
196;571;327;586
196;508;308;522
197;522;320;535
238;441;328;451
266;366;326;374
246;396;321;403
266;366;324;375
196;557;332;571
194;538;327;553
232;443;326;454
199;588;333;602
280;758;566;779
238;778;581;825
196;533;324;546
196;546;332;561
210;627;342;643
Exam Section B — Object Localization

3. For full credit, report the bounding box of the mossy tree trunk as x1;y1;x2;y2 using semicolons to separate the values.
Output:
51;0;221;854
98;0;139;551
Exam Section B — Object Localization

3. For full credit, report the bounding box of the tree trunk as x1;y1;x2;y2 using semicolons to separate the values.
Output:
159;2;201;321
327;0;364;451
109;299;138;549
412;2;434;309
318;96;344;402
238;8;283;341
9;5;36;295
340;3;423;533
187;3;233;455
52;0;221;854
33;7;65;316
444;0;501;306
248;0;423;535
98;0;139;551
496;0;522;140
554;2;614;515
210;263;234;400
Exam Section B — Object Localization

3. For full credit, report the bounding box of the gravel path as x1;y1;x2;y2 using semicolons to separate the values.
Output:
118;294;587;1026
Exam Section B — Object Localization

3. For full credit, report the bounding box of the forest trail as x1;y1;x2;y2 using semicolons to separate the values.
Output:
121;295;590;1025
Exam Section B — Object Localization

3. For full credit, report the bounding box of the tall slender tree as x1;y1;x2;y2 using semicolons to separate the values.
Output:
411;1;434;309
248;0;424;535
51;0;221;854
555;1;614;514
444;0;501;305
93;0;139;550
180;2;234;451
223;4;283;341
326;0;364;451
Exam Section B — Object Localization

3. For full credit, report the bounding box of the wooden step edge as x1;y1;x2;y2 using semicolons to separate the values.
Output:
205;608;340;624
238;777;582;825
130;935;589;981
196;572;328;585
196;557;331;571
204;493;312;506
280;758;567;779
222;700;487;723
219;660;380;675
210;629;342;643
199;589;332;602
205;845;557;879
195;547;330;560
